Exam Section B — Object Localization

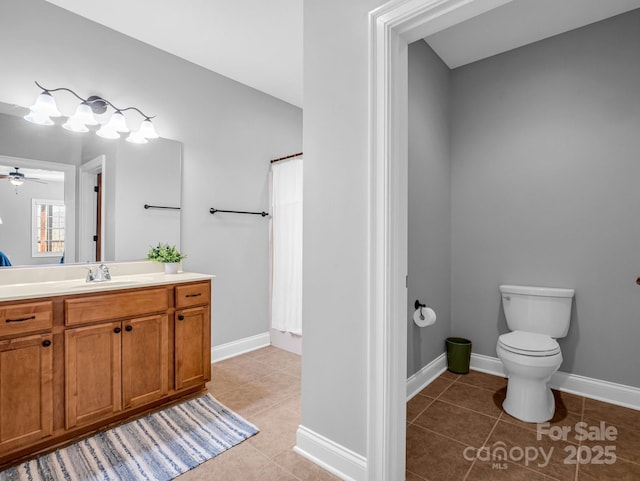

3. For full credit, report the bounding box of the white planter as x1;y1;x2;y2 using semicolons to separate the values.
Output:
164;262;179;274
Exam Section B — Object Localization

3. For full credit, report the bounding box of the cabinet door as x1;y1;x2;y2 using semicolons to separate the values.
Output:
122;314;168;409
175;306;210;390
65;322;122;429
0;334;53;453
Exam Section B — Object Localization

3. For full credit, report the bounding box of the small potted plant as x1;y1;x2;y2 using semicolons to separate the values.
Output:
147;242;187;274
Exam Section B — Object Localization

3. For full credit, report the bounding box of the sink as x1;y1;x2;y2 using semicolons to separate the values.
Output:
68;280;142;290
66;275;157;290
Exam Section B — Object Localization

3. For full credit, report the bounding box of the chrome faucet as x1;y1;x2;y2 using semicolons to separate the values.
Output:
85;264;111;282
85;267;95;283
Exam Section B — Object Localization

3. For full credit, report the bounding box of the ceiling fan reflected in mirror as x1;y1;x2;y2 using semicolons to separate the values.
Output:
0;167;47;189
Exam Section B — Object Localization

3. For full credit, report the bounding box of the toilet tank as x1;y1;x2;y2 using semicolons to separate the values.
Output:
500;285;575;338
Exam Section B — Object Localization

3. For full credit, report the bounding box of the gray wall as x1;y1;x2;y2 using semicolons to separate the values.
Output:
303;0;387;458
0;0;302;347
113;139;182;261
450;10;640;387
407;41;452;377
0;112;82;164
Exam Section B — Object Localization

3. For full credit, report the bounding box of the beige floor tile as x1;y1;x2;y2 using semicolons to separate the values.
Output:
249;371;300;404
207;356;276;393
580;419;640;465
239;459;300;481
578;455;640;481
247;394;300;458
440;370;461;381
273;450;343;480
500;407;583;436
177;346;337;480
407;394;434;424
583;398;640;427
413;400;498;447
406;424;474;481
213;383;276;417
438;381;504;418
175;443;270;480
465;460;546;481
416;376;454;398
552;389;584;416
405;470;428;481
487;420;578;481
458;370;508;392
251;346;301;370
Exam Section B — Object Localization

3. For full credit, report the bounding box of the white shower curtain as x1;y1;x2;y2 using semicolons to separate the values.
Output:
271;157;303;335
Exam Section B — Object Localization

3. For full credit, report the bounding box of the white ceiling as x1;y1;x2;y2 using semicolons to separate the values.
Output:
44;0;640;109
426;0;640;68
44;0;303;107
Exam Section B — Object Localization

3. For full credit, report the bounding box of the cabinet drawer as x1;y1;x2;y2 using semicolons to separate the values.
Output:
175;282;210;308
0;301;53;337
65;288;168;326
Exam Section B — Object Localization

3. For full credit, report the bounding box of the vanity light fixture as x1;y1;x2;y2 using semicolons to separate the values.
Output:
24;81;159;143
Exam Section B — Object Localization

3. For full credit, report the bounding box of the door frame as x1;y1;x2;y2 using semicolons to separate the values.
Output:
366;0;513;479
78;155;105;263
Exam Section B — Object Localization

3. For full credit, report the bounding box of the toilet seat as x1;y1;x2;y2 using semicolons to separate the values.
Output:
498;330;560;357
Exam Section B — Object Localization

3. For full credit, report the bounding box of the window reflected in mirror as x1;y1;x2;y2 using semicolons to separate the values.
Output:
32;198;65;258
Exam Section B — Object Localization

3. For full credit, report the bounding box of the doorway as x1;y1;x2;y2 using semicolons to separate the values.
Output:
78;155;105;263
367;0;514;478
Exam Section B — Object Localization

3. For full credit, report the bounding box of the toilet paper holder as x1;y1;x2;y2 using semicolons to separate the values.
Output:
414;300;426;320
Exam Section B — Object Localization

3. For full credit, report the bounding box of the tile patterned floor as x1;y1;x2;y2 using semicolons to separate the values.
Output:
176;347;640;481
176;346;340;481
406;370;640;481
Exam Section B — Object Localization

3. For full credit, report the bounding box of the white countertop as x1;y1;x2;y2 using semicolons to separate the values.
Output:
0;261;214;302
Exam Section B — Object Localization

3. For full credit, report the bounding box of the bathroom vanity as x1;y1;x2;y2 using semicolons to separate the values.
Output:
0;263;212;469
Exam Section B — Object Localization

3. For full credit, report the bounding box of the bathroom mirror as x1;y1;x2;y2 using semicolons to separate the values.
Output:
0;102;182;268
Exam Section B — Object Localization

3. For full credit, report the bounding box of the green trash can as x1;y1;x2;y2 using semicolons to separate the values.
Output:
446;337;472;374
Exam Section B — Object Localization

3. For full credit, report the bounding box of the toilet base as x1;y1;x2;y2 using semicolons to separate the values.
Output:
503;376;555;423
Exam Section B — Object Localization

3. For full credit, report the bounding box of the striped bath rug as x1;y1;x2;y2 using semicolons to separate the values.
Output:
0;394;258;481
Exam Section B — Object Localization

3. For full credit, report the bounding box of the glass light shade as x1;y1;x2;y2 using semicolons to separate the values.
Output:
68;102;98;126
96;125;120;139
62;119;89;133
138;119;159;139
126;130;148;144
9;177;25;186
105;111;129;133
24;111;54;126
0;217;3;224
28;91;62;117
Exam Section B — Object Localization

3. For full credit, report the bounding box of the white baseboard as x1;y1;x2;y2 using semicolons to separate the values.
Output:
406;353;447;400
211;332;271;363
294;425;367;481
469;353;640;411
469;352;507;377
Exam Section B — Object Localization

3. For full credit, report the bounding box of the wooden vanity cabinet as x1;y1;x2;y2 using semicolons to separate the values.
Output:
175;282;211;390
0;278;211;470
65;314;169;429
122;314;169;409
65;321;122;429
175;306;209;390
0;300;54;453
0;333;53;453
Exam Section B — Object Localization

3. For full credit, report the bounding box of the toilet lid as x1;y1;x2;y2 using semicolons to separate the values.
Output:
498;331;560;356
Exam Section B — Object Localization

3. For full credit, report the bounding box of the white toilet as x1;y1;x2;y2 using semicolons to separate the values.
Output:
496;284;575;423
